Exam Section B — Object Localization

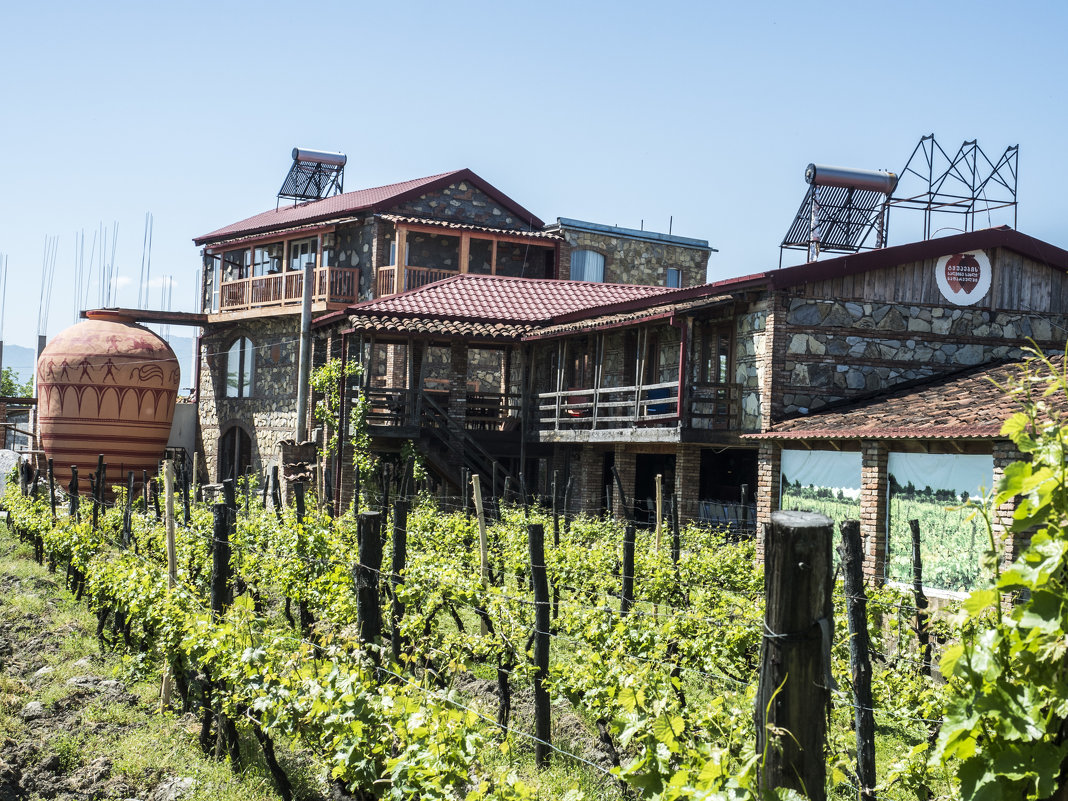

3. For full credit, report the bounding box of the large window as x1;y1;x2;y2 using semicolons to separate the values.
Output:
222;248;250;280
252;244;283;276
225;337;255;398
289;238;316;272
570;249;605;282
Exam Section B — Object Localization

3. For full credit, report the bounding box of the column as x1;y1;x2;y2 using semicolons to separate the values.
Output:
860;440;888;581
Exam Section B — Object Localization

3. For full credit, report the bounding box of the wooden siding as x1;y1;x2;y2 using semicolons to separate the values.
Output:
800;247;1068;313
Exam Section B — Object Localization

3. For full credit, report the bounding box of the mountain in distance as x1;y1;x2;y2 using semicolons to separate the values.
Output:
3;332;197;394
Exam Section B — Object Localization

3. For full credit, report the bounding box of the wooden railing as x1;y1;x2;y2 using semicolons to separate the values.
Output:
219;267;359;311
537;381;741;431
537;381;680;429
375;264;457;297
362;387;520;431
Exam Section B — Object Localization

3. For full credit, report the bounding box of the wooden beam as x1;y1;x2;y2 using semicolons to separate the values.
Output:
459;233;470;274
491;240;498;275
395;227;408;294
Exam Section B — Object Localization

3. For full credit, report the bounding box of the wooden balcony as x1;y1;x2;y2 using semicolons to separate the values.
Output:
375;264;457;297
219;267;358;311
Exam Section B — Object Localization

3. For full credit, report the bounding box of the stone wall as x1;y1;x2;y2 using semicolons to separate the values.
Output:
393;182;536;230
735;300;768;431
198;314;301;482
559;229;708;288
775;295;1068;417
334;219;376;301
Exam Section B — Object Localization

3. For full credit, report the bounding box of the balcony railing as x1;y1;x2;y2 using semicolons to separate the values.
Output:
219;267;358;311
362;387;521;431
537;381;741;431
375;264;457;297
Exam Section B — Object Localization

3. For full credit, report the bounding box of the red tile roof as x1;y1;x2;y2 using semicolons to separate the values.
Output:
345;274;677;323
193;168;545;246
745;356;1068;441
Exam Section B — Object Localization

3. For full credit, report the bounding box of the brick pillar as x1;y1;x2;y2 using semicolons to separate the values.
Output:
860;440;888;581
674;444;701;525
386;342;406;391
992;439;1025;564
577;445;601;516
611;445;636;520
755;441;781;559
759;292;788;431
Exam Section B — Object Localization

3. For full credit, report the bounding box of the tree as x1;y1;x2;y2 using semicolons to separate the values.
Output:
0;367;32;397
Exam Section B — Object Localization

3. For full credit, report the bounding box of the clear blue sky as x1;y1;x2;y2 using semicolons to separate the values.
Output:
1;0;1064;358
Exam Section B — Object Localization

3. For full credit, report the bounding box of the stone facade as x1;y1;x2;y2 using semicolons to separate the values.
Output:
198;314;301;482
558;227;709;288
734;300;768;431
394;182;536;231
334;219;377;301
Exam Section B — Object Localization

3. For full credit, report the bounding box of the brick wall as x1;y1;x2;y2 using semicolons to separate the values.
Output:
675;444;701;523
992;439;1025;564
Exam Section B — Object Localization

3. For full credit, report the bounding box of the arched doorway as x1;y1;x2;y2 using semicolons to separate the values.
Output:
218;425;252;483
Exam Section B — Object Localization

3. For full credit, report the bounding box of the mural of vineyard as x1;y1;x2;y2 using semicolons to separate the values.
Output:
779;449;861;529
885;453;992;593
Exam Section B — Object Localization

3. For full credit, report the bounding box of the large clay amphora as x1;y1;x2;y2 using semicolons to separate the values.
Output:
37;311;180;492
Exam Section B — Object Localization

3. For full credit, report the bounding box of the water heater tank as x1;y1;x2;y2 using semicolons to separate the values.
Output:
805;164;898;194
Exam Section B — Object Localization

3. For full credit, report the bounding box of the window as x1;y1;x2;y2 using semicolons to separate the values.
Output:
700;324;732;384
570;249;605;282
666;267;682;288
289;238;316;272
252;244;283;276
225;337;255;398
204;254;221;312
218;425;252;482
222;249;250;280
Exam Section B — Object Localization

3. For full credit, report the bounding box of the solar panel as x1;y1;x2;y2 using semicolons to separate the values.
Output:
278;148;346;202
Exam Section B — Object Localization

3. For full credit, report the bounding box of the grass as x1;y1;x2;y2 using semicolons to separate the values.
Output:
0;523;322;801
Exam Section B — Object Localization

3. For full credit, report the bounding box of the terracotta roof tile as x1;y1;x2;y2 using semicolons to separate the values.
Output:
746;356;1068;441
348;274;676;324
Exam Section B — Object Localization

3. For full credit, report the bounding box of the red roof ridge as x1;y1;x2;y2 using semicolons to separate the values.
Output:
194;168;545;246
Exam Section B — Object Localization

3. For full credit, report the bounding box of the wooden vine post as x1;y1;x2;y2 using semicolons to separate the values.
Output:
528;522;551;767
210;503;232;617
160;460;177;709
755;510;833;800
47;458;56;522
472;474;490;634
354;512;383;652
621;524;635;616
840;519;876;801
908;518;932;676
390;499;409;665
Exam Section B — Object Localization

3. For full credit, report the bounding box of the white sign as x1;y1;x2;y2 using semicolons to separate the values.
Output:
935;250;992;305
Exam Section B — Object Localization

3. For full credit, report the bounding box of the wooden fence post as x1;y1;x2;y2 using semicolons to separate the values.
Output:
161;461;177;709
551;471;560;620
123;471;134;546
528;522;551;767
355;512;383;651
210;504;232;618
621;524;635;616
756;510;833;800
47;459;56;523
391;500;408;666
908;519;932;676
68;466;79;522
840;519;876;801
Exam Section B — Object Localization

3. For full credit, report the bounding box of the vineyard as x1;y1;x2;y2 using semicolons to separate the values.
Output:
2;468;964;801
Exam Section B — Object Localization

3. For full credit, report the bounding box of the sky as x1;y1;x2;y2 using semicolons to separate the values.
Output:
0;0;1064;362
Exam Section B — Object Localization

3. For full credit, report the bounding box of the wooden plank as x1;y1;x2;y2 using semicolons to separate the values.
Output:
459;233;470;274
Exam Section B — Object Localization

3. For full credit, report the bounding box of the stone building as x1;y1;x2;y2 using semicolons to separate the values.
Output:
315;225;1068;588
189;168;711;483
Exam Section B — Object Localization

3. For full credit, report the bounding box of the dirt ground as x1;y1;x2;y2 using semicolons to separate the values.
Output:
0;528;305;801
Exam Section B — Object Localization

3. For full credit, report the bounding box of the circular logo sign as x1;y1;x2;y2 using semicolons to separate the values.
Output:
935;250;991;305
